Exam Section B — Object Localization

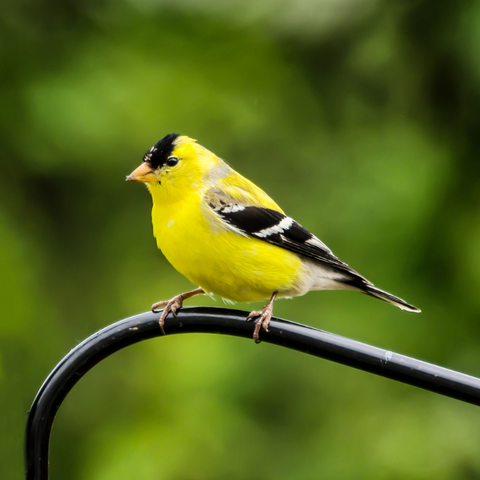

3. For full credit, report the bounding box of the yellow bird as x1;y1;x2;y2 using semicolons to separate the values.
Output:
127;133;420;342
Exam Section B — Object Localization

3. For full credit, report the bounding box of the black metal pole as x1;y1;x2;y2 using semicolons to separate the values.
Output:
25;307;480;480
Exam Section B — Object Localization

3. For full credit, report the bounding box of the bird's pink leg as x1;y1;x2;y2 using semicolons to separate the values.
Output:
152;287;205;334
246;291;278;343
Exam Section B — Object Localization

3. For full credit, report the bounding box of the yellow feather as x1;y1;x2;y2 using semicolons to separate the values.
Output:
127;133;419;338
146;136;304;303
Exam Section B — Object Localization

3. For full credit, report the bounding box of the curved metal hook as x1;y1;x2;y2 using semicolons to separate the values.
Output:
25;307;480;479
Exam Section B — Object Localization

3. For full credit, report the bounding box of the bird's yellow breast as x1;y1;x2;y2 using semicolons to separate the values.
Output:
151;190;303;303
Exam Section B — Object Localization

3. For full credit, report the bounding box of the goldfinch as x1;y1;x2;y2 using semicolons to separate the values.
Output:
127;133;420;342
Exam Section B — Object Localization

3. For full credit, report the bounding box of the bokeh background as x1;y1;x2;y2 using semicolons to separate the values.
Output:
2;0;480;478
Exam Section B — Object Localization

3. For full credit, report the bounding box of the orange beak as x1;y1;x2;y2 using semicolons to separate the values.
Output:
126;163;156;183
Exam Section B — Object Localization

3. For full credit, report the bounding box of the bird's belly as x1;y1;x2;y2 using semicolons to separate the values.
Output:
153;204;304;303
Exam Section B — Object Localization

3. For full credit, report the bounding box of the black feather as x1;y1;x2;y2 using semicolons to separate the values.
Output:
143;133;181;169
212;200;420;312
337;279;420;312
217;206;284;235
215;204;367;281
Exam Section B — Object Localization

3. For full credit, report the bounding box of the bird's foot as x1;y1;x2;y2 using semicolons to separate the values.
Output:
246;292;278;343
246;307;272;344
152;296;183;335
151;287;205;335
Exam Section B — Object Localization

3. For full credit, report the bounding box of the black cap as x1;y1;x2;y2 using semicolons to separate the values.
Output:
143;133;181;169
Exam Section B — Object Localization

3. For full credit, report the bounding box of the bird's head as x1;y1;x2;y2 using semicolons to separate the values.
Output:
127;133;224;199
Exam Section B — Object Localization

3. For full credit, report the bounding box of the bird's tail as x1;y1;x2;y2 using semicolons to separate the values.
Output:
361;284;421;313
336;273;420;312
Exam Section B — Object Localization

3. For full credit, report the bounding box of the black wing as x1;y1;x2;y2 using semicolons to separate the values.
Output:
211;200;369;282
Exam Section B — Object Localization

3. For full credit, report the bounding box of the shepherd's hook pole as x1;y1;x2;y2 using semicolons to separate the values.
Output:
25;307;480;480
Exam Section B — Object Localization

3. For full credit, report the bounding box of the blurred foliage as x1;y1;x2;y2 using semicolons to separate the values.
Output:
1;0;480;478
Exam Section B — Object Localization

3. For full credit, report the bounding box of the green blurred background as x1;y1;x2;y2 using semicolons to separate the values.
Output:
2;0;480;478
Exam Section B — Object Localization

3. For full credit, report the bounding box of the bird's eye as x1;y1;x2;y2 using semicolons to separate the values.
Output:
166;157;179;167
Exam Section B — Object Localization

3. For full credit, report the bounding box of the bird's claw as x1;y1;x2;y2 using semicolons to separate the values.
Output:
151;296;184;335
246;307;273;344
